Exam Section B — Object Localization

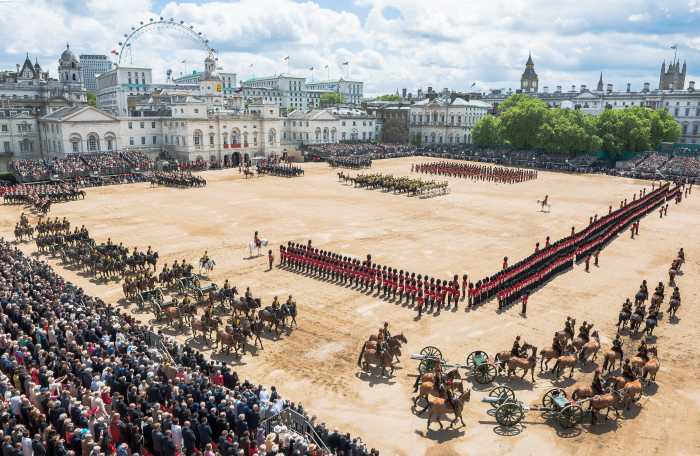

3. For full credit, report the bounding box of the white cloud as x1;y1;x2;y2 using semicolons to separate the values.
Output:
0;0;698;96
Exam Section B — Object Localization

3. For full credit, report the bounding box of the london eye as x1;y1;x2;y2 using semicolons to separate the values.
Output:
114;17;215;66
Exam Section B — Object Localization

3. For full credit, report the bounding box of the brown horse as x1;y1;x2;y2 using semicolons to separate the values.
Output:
216;329;247;355
163;306;184;329
607;377;643;409
539;343;574;372
588;392;620;424
364;333;408;362
504;346;538;382
601;348;623;373
494;342;534;371
191;317;220;343
552;354;577;379
579;331;600;364
571;384;594;401
426;389;471;430
632;347;660;382
356;342;398;376
412;370;462;414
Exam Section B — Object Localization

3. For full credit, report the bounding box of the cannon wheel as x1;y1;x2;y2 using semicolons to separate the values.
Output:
466;350;489;369
487;386;515;409
558;404;583;428
543;388;567;409
136;293;145;310
495;402;524;427
474;363;498;384
418;346;443;373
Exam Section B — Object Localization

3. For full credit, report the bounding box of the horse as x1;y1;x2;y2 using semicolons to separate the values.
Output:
494;342;533;373
231;297;260;317
578;331;600;363
588;391;621;424
504;346;538;382
632;347;660;382
191;316;220;343
216;328;247;355
537;195;550;213
602;348;623;373
248;239;268;258
552;353;578;379
425;389;471;430
413;373;464;415
356;342;399;376
364;333;408;363
667;295;681;318
607;376;643;409
199;257;216;275
258;306;283;336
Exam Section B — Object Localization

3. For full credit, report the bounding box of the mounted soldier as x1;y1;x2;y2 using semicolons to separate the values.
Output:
637;341;649;363
612;334;623;359
511;336;525;358
591;368;605;395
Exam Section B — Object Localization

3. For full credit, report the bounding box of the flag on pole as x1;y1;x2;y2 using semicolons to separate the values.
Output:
110;49;118;55
324;65;329;69
670;44;678;50
342;61;349;65
470;82;476;87
283;56;290;61
309;66;314;71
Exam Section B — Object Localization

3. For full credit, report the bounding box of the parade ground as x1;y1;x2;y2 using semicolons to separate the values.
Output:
2;157;699;456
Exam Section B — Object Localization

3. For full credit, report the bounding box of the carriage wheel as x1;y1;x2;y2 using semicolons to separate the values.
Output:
542;388;567;409
558;405;583;429
495;402;524;427
413;394;428;411
466;350;489;369
418;359;436;374
487;386;515;408
474;363;497;384
420;346;443;359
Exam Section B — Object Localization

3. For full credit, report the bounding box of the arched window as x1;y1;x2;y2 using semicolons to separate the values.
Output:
72;73;76;81
231;129;241;145
331;128;337;142
315;128;321;142
104;132;116;151
323;128;329;142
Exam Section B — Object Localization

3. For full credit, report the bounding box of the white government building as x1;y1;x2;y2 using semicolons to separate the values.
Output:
408;97;492;144
0;47;375;166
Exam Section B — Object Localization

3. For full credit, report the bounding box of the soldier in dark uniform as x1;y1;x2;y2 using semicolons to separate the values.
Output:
637;341;649;363
612;334;623;359
622;359;636;381
511;336;523;358
552;335;563;357
564;317;574;340
591;368;606;395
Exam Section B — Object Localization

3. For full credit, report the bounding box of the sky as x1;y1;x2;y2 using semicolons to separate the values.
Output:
1;0;699;96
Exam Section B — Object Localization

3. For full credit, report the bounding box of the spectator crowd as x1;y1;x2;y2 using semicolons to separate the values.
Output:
0;239;377;456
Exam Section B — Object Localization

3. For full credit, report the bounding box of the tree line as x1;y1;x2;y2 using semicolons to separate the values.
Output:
472;94;681;160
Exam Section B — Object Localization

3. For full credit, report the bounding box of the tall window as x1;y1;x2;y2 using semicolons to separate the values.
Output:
107;139;113;151
72;141;80;152
87;135;98;151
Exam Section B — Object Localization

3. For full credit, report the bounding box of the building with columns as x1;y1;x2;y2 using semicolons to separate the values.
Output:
409;96;491;145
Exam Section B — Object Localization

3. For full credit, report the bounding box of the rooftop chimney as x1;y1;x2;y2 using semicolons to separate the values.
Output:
689;81;696;92
571;85;576;92
607;83;613;93
643;82;650;92
402;88;407;98
556;85;562;93
626;83;631;92
580;84;587;92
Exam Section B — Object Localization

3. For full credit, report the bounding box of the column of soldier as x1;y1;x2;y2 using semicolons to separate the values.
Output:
412;161;537;184
327;155;372;169
257;162;304;177
280;241;467;314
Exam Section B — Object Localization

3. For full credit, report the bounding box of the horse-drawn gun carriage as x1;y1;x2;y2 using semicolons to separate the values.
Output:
411;346;497;384
137;287;165;313
482;386;584;429
177;275;218;302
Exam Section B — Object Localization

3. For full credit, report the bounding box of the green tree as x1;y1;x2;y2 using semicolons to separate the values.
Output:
498;95;549;149
472;115;503;147
536;109;601;155
596;107;652;159
320;92;343;106
87;92;96;107
647;108;681;147
376;94;400;102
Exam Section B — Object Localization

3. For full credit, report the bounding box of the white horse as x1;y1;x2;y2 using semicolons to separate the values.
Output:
199;257;216;275
248;239;268;258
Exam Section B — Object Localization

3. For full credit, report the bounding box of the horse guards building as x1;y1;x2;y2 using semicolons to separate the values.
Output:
0;45;375;167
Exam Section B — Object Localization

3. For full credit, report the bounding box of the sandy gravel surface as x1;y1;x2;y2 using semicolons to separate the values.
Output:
1;157;699;456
